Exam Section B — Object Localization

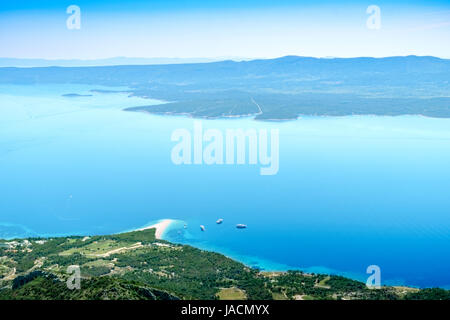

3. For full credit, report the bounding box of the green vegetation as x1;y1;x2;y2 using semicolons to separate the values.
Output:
1;229;449;300
316;276;331;289
271;291;288;300
404;288;450;300
216;287;247;300
0;272;178;300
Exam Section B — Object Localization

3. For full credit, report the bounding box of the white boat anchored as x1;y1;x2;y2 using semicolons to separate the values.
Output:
216;219;223;224
200;225;206;231
236;224;247;229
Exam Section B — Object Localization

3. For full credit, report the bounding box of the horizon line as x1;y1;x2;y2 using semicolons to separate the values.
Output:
0;54;449;68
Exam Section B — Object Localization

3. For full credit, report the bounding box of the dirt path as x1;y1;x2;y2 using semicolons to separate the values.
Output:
28;258;44;273
251;97;263;115
91;242;143;258
2;267;16;281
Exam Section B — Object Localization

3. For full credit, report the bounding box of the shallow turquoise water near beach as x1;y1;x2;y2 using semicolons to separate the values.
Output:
1;84;450;288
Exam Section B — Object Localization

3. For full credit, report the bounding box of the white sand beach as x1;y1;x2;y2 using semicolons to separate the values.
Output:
137;219;176;239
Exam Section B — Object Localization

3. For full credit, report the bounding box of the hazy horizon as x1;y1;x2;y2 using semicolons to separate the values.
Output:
1;54;449;68
2;53;450;60
1;1;449;60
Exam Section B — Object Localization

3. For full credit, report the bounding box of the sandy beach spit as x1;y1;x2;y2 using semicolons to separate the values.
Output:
136;219;175;239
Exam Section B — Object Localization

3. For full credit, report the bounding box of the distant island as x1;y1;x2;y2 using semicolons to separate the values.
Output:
62;93;93;98
0;227;449;300
89;89;131;94
1;55;449;120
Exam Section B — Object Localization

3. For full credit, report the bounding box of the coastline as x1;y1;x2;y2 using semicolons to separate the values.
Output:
123;104;450;123
135;219;178;240
2;219;450;290
156;220;450;290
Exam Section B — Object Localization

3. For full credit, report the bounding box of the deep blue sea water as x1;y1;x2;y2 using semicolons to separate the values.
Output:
1;84;449;288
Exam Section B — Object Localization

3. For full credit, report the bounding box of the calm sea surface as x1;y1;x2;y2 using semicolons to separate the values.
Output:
1;84;449;288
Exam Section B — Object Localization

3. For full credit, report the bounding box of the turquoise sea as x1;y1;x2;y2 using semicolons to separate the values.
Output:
1;84;449;288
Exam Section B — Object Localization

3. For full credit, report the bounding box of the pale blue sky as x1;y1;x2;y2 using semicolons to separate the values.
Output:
1;1;449;59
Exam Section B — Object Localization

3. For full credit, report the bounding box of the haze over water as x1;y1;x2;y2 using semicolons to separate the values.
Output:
1;84;449;288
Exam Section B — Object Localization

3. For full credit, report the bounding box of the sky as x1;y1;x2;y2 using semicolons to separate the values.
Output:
0;0;449;60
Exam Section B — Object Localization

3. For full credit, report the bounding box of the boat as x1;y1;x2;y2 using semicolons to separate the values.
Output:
236;224;247;229
216;219;223;224
200;225;206;231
